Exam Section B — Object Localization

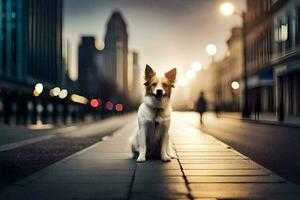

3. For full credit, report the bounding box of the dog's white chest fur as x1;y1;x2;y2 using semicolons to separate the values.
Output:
129;98;176;162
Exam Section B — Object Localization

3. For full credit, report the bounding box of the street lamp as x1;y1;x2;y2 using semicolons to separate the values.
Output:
191;61;202;72
220;2;250;118
206;44;217;63
220;2;234;16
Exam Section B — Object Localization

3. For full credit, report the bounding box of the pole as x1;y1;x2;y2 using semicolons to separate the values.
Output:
242;12;251;118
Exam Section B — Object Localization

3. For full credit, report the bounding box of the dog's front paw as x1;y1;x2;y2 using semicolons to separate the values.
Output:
137;156;146;163
161;155;171;162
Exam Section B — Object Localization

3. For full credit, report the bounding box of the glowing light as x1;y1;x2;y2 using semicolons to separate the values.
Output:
71;94;88;104
95;40;105;50
206;44;217;56
231;81;240;90
178;76;188;87
191;62;202;72
50;87;61;96
90;99;99;108
58;89;68;99
220;2;234;16
115;103;123;112
186;70;196;80
105;101;113;110
33;89;39;97
35;83;43;94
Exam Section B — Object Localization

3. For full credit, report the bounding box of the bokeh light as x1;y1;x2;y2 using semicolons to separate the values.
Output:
191;62;202;72
90;99;99;108
115;103;123;112
231;81;240;90
105;101;113;110
35;83;43;94
58;89;68;99
220;2;234;16
206;44;217;56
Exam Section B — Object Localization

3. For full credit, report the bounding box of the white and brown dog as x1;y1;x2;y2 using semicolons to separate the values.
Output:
129;65;177;162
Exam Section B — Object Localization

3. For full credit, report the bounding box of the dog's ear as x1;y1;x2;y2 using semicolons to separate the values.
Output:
144;64;156;85
165;68;177;85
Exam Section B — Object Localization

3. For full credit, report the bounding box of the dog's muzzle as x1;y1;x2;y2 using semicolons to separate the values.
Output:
153;89;165;101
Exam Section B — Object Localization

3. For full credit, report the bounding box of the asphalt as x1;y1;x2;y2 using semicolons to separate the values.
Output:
0;112;299;199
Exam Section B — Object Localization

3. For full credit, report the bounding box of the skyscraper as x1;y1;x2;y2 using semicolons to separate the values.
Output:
0;0;63;87
127;51;141;104
104;11;128;92
78;36;102;98
0;0;63;124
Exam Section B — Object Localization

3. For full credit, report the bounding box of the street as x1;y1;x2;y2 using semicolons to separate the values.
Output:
175;112;300;184
0;112;300;199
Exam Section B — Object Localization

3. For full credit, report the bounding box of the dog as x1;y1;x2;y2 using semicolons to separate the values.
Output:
129;64;177;162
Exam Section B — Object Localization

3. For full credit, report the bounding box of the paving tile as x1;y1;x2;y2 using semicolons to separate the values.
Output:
132;183;188;194
1;183;130;199
76;152;133;159
179;159;251;164
176;148;231;152
135;169;183;177
134;176;185;183
177;152;237;156
184;169;270;176
182;163;260;170
135;160;181;170
48;169;134;177
190;183;300;199
178;156;244;160
35;175;132;184
130;193;191;200
56;159;136;170
187;175;284;183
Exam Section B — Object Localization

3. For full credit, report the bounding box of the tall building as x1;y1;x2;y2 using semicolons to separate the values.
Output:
127;51;141;104
213;27;243;111
78;36;102;98
0;0;63;124
0;0;63;88
245;0;300;117
104;11;128;92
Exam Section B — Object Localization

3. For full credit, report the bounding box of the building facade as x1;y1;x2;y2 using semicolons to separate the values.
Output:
78;36;101;98
0;0;64;124
104;11;128;92
0;0;63;88
213;27;243;112
127;51;141;104
245;0;300;117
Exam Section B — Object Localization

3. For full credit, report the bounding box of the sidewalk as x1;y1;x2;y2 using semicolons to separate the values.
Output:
0;113;299;199
220;112;300;127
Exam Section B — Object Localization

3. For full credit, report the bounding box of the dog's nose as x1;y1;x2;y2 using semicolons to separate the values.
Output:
156;89;163;95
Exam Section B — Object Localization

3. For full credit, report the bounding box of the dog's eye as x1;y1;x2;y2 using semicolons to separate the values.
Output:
163;83;168;87
152;83;157;87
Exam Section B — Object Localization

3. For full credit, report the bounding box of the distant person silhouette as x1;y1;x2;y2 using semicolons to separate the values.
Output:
196;91;207;125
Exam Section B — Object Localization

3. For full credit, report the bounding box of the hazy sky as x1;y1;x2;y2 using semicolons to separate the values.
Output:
64;0;245;80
